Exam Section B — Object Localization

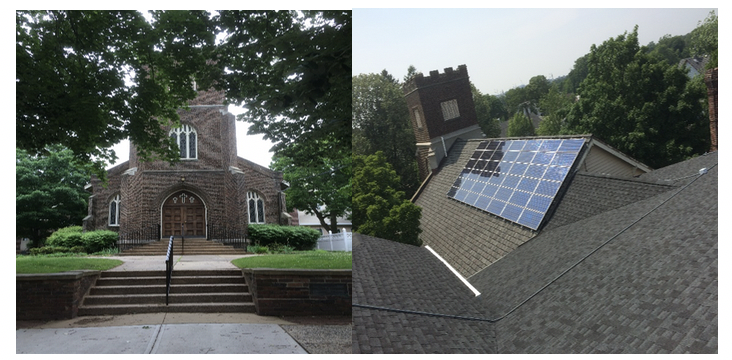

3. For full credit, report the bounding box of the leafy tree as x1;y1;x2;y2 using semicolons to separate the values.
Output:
404;64;418;83
353;152;422;246
503;86;528;117
564;26;708;168
486;93;509;123
213;10;351;165
270;136;351;234
689;10;717;69
536;86;573;136
472;84;502;138
524;75;551;109
561;54;590;94
647;34;690;66
352;71;420;197
16;10;218;180
507;112;536;137
17;10;352;180
16;145;90;246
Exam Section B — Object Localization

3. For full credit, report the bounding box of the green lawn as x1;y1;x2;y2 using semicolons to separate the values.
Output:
232;251;352;269
16;257;123;274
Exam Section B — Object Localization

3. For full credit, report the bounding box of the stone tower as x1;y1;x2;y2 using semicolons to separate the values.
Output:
403;65;483;181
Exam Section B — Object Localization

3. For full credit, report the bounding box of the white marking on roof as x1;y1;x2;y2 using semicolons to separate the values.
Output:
425;245;481;297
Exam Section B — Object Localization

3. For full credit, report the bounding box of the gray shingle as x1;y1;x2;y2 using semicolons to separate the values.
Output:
353;150;717;353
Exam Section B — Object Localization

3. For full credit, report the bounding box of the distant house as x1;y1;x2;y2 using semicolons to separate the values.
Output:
289;208;351;235
679;56;709;78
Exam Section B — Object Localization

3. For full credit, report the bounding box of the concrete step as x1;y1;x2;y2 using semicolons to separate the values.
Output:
95;275;245;286
90;283;248;295
78;302;256;316
119;238;248;256
79;269;254;315
83;292;253;305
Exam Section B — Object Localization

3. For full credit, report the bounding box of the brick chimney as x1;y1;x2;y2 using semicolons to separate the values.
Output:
704;68;718;152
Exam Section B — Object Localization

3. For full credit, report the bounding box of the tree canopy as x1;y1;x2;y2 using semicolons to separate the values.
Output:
471;84;503;138
507;112;536;138
353;152;422;246
16;145;90;245
564;26;708;168
16;11;218;179
270;135;351;234
17;10;351;180
689;10;717;69
352;71;419;197
213;10;351;165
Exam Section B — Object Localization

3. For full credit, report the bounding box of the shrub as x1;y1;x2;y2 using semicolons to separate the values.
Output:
248;224;320;251
268;242;295;254
82;230;118;253
46;226;84;248
29;246;71;255
246;245;269;254
70;246;87;253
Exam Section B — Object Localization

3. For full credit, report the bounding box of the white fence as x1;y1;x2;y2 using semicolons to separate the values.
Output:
316;230;352;251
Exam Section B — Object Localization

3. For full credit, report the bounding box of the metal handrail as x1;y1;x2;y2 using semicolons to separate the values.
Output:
165;235;174;305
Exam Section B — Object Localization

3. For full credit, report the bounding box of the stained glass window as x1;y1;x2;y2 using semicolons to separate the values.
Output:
247;191;265;224
169;124;197;159
109;194;121;226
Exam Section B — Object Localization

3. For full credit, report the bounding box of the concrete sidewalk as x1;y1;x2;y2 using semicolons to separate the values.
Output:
98;254;254;271
16;255;352;354
17;323;308;354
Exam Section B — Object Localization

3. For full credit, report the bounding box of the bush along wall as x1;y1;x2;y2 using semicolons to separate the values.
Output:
247;224;320;251
42;226;118;254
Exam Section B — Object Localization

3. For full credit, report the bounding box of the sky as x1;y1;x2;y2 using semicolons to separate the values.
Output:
353;7;717;96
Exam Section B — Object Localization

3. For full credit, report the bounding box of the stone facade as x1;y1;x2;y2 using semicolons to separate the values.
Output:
83;89;287;239
242;269;352;316
17;271;100;320
403;65;484;181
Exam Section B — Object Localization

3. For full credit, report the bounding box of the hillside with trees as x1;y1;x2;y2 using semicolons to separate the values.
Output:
487;10;717;169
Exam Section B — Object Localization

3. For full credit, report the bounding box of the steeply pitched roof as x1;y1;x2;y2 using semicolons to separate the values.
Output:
414;139;536;278
353;151;718;353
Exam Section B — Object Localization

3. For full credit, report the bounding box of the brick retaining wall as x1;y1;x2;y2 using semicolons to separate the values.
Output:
242;269;352;316
17;271;100;320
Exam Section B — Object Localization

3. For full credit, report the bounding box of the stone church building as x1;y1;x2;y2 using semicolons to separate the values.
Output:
83;89;288;240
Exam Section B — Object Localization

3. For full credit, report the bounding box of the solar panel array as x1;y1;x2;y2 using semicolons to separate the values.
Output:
447;138;585;230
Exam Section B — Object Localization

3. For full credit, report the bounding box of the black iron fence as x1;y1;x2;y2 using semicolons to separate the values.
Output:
207;223;247;248
117;224;160;251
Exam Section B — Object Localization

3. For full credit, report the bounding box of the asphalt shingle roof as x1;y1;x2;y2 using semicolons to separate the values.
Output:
414;139;535;278
352;234;494;353
353;150;718;354
543;172;673;231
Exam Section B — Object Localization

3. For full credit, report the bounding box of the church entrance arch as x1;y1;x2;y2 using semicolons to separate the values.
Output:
161;190;206;238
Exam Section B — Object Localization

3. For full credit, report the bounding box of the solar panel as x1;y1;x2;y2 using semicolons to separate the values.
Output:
447;138;585;230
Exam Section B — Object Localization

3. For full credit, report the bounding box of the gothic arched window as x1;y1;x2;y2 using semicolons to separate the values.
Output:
169;124;197;160
109;194;121;226
247;191;265;224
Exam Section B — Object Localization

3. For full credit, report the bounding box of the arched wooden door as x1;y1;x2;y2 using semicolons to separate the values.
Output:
162;191;206;238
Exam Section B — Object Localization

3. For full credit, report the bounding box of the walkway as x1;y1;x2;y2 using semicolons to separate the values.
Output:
16;254;352;354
